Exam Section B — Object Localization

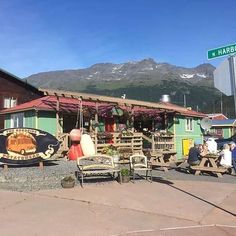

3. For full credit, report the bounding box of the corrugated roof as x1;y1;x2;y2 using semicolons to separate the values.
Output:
40;88;206;117
0;95;206;118
211;119;236;126
207;113;228;120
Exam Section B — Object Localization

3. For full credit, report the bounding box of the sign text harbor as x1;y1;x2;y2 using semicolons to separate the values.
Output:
208;43;236;60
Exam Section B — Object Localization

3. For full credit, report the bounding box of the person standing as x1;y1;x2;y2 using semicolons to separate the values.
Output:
229;141;236;175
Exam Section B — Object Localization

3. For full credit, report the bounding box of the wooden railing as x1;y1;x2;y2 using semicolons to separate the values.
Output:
57;132;143;156
152;134;175;152
92;132;143;154
57;133;70;156
142;132;175;152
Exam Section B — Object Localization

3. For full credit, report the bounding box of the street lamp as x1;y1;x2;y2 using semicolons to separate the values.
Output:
183;91;190;107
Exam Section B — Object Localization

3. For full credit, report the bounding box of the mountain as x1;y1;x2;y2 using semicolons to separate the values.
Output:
26;58;215;87
24;58;235;117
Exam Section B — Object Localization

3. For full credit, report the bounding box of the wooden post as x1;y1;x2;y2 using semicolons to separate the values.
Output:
95;102;98;153
3;164;8;171
151;134;155;153
35;110;38;129
56;96;60;139
39;161;44;169
164;111;168;130
131;106;134;132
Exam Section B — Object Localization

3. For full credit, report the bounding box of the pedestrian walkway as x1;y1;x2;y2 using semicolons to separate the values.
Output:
0;178;235;235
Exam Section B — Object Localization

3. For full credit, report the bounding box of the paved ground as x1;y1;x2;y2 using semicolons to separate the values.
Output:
0;170;235;236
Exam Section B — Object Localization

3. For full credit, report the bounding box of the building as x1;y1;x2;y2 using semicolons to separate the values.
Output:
210;119;236;139
0;68;43;129
207;113;228;120
0;89;206;159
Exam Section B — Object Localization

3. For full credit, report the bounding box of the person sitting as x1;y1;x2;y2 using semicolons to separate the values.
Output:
201;142;209;156
219;144;232;168
229;141;236;175
206;138;217;154
188;141;203;166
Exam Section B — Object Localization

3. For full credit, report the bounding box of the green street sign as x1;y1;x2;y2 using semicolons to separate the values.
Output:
207;43;236;60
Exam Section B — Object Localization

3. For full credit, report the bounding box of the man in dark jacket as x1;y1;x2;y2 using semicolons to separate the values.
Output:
188;141;202;166
229;141;236;175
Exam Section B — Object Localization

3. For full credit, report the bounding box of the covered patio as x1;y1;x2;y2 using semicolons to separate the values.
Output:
1;88;206;159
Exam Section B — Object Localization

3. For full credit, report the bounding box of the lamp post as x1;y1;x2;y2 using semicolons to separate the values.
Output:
183;91;190;107
183;94;186;107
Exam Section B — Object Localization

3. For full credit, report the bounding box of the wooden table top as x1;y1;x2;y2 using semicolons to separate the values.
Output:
203;153;220;159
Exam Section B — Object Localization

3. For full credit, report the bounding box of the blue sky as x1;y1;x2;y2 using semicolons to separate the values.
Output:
0;0;235;77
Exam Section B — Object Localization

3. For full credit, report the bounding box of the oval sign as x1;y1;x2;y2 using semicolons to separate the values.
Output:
0;128;60;165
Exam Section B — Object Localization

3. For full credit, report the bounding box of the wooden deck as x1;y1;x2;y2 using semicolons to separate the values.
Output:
57;132;143;156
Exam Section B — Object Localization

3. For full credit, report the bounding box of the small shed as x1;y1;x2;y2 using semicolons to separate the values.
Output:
210;119;236;138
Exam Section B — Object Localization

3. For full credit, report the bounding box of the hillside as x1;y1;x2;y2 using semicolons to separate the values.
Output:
25;58;235;117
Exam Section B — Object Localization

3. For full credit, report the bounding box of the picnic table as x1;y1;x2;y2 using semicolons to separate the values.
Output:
190;153;227;178
150;150;177;172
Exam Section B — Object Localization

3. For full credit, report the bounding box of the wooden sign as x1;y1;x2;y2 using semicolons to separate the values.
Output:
0;128;60;165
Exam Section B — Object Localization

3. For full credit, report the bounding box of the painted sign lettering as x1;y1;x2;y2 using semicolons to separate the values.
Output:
0;128;60;165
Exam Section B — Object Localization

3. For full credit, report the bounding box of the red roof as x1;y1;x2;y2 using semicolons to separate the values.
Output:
158;102;206;117
0;95;206;118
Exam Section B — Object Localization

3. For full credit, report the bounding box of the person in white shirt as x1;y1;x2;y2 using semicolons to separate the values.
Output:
220;144;232;168
206;138;217;154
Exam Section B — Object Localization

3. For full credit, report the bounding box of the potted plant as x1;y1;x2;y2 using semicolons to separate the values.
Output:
102;145;120;165
120;168;130;183
61;176;75;188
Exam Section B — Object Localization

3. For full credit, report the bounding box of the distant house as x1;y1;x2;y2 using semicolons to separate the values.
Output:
0;68;43;129
207;113;228;120
210;119;236;138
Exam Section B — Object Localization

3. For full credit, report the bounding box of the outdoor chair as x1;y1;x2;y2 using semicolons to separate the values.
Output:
130;154;152;182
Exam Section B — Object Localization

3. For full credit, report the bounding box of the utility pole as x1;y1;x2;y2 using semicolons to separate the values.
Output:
183;94;186;107
228;56;236;117
220;93;223;114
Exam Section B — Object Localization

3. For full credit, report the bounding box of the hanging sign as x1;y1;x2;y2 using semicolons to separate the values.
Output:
111;107;124;116
0;128;60;165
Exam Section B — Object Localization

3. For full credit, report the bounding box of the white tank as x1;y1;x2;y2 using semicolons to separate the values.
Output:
160;94;170;103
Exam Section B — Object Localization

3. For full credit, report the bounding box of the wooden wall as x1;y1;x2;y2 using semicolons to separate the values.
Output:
0;71;42;129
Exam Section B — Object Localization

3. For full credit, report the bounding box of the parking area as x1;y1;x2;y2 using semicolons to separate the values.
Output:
0;168;235;236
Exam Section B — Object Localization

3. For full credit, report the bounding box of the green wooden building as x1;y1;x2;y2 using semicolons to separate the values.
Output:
0;89;206;159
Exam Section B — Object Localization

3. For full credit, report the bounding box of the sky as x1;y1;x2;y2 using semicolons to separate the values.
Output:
0;0;235;78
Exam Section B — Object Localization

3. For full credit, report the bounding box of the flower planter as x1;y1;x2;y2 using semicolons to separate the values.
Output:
120;175;130;183
61;177;75;188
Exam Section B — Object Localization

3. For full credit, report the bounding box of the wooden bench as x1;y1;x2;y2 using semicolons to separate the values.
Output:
150;151;177;172
190;155;227;178
190;166;227;173
76;155;121;187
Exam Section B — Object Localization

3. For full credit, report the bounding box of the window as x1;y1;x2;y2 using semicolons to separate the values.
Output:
216;129;223;136
186;118;193;131
10;113;24;128
4;97;17;108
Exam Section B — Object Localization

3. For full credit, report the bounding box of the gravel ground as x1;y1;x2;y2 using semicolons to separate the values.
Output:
0;158;78;192
0;159;235;192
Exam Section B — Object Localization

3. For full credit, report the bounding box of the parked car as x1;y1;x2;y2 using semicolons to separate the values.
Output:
215;134;236;150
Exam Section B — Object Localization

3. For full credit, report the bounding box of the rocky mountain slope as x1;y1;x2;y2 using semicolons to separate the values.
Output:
26;58;215;87
24;58;234;117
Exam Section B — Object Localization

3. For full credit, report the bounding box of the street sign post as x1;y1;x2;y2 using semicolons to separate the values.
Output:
208;43;236;60
208;43;236;116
